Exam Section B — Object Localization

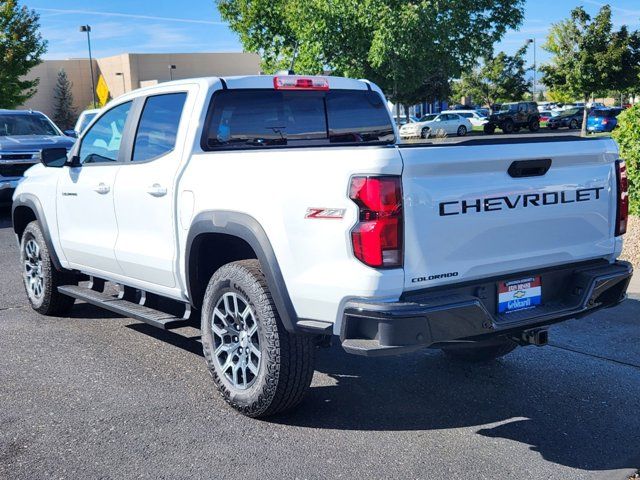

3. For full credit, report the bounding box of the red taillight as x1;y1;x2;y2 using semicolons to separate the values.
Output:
349;176;403;268
616;160;629;236
273;76;329;90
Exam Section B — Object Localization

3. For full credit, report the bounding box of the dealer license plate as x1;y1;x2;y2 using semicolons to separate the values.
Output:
497;276;542;314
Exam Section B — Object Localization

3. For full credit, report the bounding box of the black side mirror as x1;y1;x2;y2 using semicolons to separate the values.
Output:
64;129;78;138
40;148;68;168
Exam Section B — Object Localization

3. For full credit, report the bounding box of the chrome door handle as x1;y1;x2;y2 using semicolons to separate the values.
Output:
146;183;167;197
94;183;110;194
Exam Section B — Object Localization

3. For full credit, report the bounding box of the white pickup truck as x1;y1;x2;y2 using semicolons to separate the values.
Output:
12;75;633;417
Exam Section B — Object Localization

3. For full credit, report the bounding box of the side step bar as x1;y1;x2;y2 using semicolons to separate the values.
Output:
58;285;191;330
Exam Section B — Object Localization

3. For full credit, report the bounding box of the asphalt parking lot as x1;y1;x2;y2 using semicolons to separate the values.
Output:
0;207;638;480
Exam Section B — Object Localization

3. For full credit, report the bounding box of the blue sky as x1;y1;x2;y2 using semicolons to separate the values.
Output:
28;0;640;66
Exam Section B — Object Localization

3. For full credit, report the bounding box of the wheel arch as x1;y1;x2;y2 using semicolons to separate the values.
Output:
185;211;298;333
12;194;63;271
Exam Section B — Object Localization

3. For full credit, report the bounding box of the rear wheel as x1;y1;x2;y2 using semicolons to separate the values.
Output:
502;120;515;134
456;125;467;136
529;119;540;132
20;221;76;316
201;260;315;417
442;338;517;362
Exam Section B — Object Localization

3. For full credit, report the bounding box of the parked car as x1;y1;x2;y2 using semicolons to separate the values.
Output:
475;108;490;118
399;112;472;138
538;110;558;123
0;109;75;205
442;109;487;128
483;102;540;134
547;107;584;130
393;115;419;127
73;108;101;136
586;108;623;133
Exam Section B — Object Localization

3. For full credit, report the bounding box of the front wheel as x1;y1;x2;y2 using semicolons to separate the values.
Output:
420;127;430;139
483;124;496;135
20;221;76;316
442;338;517;362
569;119;578;129
201;259;315;417
456;125;467;136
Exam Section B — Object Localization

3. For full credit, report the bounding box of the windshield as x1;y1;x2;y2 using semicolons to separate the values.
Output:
0;113;59;136
418;114;437;122
78;112;98;133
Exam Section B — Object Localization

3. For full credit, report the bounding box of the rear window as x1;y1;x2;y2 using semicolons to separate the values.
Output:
203;89;394;150
592;110;611;117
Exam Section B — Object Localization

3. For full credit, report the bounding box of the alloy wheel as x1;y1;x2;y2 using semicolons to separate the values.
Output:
23;238;44;299
210;292;261;390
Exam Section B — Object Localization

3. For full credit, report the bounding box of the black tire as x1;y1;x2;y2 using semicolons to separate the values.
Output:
201;259;315;418
442;338;517;362
483;124;495;135
513;126;521;133
528;119;540;132
502;120;515;134
456;125;467;136
569;119;578;130
20;221;76;316
420;127;430;139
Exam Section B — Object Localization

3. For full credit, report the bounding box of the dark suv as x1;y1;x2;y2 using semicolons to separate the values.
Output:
484;102;540;134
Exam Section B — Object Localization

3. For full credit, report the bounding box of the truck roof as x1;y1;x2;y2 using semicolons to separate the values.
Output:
116;75;377;103
0;109;45;115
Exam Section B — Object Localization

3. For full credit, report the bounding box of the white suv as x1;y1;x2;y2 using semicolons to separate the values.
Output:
12;75;632;417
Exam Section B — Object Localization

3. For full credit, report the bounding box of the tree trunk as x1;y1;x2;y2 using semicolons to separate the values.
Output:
403;104;411;123
581;95;589;137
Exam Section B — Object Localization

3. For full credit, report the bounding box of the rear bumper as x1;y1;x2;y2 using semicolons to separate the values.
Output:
341;261;633;356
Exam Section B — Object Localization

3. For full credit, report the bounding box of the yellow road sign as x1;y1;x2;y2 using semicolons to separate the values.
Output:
96;75;110;106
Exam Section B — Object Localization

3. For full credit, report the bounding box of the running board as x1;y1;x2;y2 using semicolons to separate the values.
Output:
58;285;190;330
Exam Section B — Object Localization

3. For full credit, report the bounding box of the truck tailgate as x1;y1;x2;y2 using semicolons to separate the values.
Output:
399;138;619;291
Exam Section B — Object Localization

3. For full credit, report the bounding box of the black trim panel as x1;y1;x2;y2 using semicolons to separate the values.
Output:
185;211;299;333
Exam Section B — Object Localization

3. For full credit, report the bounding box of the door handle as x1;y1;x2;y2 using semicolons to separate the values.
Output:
146;183;167;197
94;183;110;194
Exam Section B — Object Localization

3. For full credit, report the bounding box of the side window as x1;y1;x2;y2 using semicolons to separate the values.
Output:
79;102;132;164
132;93;187;162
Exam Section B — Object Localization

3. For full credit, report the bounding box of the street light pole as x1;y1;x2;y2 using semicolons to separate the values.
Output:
79;25;97;107
168;64;176;81
527;38;537;101
115;72;126;94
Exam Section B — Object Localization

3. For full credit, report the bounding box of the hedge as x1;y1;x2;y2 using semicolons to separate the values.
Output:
612;104;640;215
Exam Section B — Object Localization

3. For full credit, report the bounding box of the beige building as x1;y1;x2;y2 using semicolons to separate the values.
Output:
21;52;261;118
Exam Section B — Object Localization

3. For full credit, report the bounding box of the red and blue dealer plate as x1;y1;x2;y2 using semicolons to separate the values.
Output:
497;276;542;314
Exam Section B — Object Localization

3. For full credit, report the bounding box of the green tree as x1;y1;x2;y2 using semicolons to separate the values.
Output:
451;45;531;107
217;0;525;107
52;69;76;131
0;0;47;109
540;5;640;136
537;90;545;102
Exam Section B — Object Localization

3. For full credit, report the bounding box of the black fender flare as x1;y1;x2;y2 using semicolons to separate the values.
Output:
185;211;299;333
12;193;63;271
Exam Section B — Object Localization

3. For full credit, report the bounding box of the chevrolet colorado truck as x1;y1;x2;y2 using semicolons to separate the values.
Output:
12;75;632;418
0;110;75;205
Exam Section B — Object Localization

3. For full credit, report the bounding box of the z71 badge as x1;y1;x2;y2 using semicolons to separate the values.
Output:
305;208;346;219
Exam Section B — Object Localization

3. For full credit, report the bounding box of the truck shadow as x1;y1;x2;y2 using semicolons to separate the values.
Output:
271;301;640;473
123;298;640;473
